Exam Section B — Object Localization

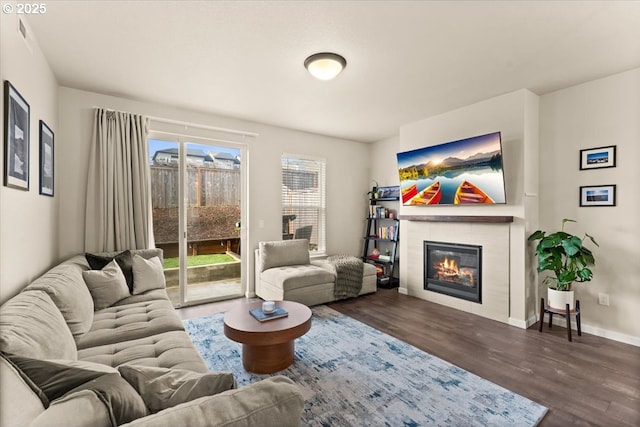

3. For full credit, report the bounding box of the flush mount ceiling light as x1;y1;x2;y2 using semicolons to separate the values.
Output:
304;52;347;81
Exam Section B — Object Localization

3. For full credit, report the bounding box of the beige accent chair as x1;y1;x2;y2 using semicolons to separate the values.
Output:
255;239;377;306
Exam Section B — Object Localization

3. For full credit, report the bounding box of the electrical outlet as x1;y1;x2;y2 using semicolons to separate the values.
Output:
598;293;610;306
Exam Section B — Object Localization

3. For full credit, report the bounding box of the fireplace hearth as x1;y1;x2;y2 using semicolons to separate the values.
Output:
424;241;482;303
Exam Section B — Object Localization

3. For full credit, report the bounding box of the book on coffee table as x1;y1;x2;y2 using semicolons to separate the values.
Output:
249;306;289;322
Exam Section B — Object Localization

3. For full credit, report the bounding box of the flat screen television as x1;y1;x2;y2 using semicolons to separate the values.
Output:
396;131;506;206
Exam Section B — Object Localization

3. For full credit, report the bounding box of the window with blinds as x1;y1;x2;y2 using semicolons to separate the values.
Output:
281;155;326;253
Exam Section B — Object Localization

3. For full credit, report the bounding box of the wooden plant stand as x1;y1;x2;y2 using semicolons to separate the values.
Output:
539;298;581;342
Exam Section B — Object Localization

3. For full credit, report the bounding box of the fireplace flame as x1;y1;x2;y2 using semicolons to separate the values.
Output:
440;257;459;276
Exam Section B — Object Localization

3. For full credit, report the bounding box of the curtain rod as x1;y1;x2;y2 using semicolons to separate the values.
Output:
147;115;258;138
150;130;248;147
91;107;258;138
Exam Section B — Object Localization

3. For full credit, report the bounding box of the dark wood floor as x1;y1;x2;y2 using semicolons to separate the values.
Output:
179;290;640;427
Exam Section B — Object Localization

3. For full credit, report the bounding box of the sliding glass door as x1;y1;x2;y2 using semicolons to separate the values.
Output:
149;137;244;306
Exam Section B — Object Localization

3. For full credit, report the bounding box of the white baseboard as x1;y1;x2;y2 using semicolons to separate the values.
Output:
508;314;538;330
544;316;640;347
508;318;527;329
397;287;408;295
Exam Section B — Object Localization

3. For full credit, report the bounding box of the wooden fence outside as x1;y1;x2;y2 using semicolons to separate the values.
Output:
151;165;240;208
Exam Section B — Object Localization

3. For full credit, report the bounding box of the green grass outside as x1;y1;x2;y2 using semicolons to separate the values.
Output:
163;254;236;269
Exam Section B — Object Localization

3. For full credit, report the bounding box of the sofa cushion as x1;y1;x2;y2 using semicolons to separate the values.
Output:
0;355;46;427
29;389;112;427
83;260;131;310
118;365;236;413
131;255;166;295
24;255;95;339
0;290;77;360
260;264;336;291
77;331;209;372
259;239;310;272
86;250;135;293
76;299;186;350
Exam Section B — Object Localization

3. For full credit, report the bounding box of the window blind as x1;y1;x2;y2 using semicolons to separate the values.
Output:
281;155;326;253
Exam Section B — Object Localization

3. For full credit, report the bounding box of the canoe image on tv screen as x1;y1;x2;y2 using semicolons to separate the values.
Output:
396;132;507;206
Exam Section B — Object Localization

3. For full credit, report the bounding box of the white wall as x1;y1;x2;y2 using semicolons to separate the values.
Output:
369;135;400;188
0;15;59;303
58;87;370;295
539;68;640;344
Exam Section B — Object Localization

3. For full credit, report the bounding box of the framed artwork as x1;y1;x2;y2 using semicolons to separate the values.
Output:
3;81;30;190
39;120;54;196
580;145;616;170
376;185;400;200
580;185;616;207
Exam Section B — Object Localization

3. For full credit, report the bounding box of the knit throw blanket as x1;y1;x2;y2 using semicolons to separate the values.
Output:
328;255;364;300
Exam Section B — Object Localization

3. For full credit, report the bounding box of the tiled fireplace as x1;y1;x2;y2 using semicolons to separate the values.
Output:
399;217;518;325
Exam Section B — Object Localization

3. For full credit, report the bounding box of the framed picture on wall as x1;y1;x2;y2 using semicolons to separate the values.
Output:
376;185;400;200
39;120;54;196
3;81;30;190
579;184;616;207
580;145;616;170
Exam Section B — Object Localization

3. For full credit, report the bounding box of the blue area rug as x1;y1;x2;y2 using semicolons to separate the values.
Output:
184;305;547;426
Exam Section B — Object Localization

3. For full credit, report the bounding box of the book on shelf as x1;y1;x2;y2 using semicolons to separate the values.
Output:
376;225;397;240
249;306;289;322
369;206;389;219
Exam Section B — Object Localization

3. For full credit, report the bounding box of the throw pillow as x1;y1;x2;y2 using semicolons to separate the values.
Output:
259;239;310;272
3;353;147;426
118;364;236;413
82;260;130;310
131;255;166;295
64;373;147;426
85;250;134;293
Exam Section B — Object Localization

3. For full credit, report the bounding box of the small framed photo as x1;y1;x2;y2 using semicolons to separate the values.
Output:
580;145;616;170
580;185;616;207
376;185;400;200
3;81;30;190
39;120;54;196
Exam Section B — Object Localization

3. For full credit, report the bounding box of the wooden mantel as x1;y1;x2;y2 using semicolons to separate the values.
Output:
398;215;514;223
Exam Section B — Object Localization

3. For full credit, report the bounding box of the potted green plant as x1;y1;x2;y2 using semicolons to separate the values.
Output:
367;181;379;200
528;218;598;310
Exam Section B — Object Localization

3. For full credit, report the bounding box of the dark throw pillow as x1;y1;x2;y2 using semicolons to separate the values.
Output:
2;353;147;426
85;250;134;293
0;352;49;407
5;353;107;405
66;373;147;426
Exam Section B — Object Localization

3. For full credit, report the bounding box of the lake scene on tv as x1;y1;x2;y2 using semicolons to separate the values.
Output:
396;132;506;206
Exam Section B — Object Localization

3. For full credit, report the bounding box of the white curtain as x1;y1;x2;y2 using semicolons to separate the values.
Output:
85;108;153;252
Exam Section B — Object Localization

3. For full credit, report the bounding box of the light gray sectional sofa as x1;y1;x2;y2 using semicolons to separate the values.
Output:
0;248;304;427
255;239;377;306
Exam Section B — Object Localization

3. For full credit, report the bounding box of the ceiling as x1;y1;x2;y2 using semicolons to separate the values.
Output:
24;1;640;143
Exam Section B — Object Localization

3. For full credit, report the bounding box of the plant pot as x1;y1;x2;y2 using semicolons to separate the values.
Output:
548;288;575;311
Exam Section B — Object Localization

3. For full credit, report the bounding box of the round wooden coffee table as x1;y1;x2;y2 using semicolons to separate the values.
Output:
223;300;312;374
